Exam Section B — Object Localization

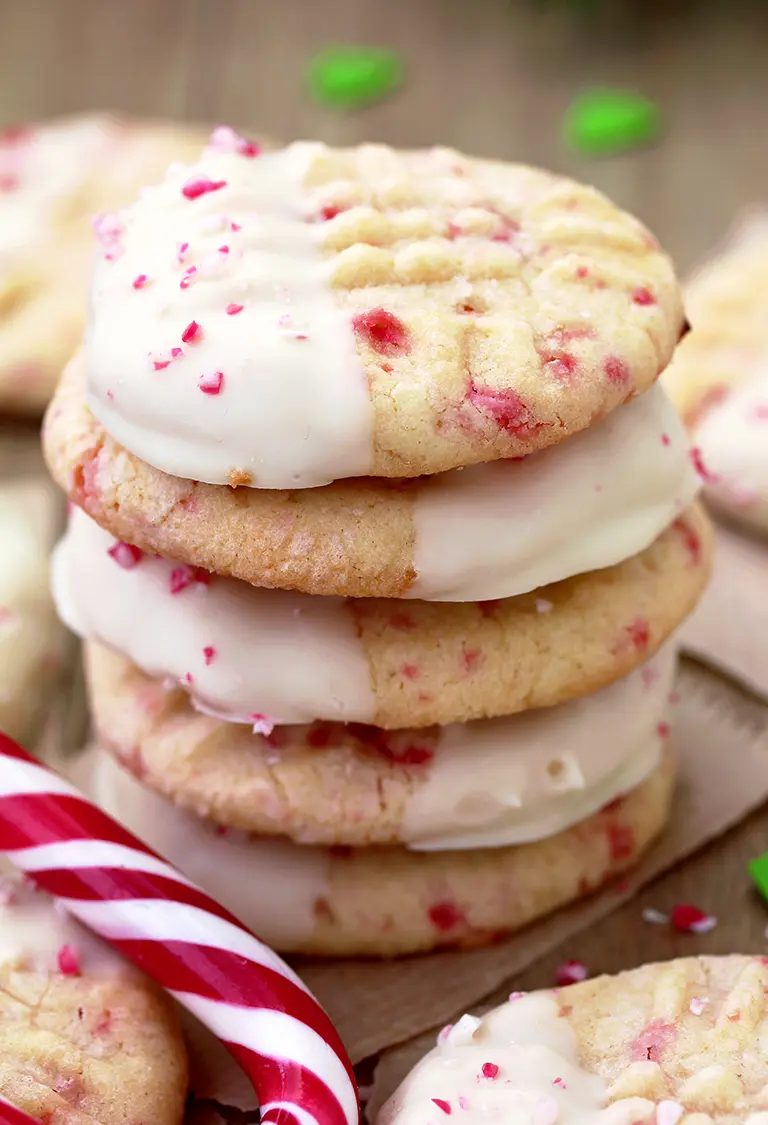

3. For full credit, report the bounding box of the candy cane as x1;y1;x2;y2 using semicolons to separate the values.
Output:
0;1095;40;1125
0;735;359;1125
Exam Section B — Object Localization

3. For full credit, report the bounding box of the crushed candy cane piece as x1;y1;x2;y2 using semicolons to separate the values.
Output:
508;990;525;1001
199;371;224;395
226;302;244;315
457;1097;470;1112
431;1099;451;1116
202;646;216;666
108;541;144;569
446;1014;481;1046
642;907;669;925
670;903;717;933
481;1063;499;1080
555;960;588;986
436;1024;453;1046
182;320;202;344
182;175;228;200
250;713;275;737
57;944;80;975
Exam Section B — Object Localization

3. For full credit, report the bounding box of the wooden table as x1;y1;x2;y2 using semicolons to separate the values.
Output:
1;0;768;1050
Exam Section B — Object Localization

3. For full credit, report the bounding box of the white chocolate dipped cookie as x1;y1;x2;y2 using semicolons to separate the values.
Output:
84;640;675;847
83;134;684;487
0;871;187;1125
377;956;768;1125
46;356;699;600
0;114;207;414
664;212;768;533
56;505;711;729
0;479;65;741
90;743;674;957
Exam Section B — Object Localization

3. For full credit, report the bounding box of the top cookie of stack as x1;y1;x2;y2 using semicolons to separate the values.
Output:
47;132;687;600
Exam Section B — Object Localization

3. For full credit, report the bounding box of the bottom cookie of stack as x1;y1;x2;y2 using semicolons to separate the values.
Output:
87;642;676;958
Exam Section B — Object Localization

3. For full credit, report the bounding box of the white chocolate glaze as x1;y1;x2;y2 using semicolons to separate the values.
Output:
90;752;329;949
403;645;674;850
53;507;375;726
377;992;661;1125
409;385;700;601
693;369;768;533
86;139;373;489
0;861;129;976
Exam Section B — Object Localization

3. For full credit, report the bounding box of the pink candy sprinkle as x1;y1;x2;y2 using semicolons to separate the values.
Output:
632;286;656;306
132;273;150;290
431;1100;451;1116
457;1097;470;1112
226;303;244;316
657;720;670;739
690;446;718;484
177;241;189;262
508;991;525;1001
660;433;671;446
555;960;588;986
207;125;261;159
152;347;183;371
202;646;216;666
250;713;275;737
182;320;202;344
169;565;211;595
182;175;228;200
180;266;198;289
481;1063;499;1080
199;371;224;395
552;1078;567;1090
107;541;144;569
670;903;717;934
428;901;466;932
92;212;123;249
352;308;411;356
57;944;80;976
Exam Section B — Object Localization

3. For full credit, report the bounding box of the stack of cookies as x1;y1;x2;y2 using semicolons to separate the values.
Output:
44;131;712;957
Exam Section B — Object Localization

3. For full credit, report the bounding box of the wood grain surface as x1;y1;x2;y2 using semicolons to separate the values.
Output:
0;0;767;1065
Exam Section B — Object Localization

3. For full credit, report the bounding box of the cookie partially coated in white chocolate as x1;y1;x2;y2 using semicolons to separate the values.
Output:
0;479;66;741
377;956;768;1125
0;870;187;1125
91;741;674;957
663;212;768;533
84;135;683;487
85;640;675;849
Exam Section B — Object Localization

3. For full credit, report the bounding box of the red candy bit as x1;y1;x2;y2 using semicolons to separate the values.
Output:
657;720;670;739
481;1063;499;1080
750;402;768;421
180;266;198;290
428;901;466;932
199;371;225;396
177;241;189;263
690;446;719;484
92;212;123;248
632;286;656;306
226;303;244;316
202;646;216;666
630;1018;676;1062
607;822;635;861
152;347;183;371
182;320;203;344
352;308;411;356
555;960;588;986
604;356;631;387
552;1078;567;1090
57;944;80;976
672;517;702;566
462;648;483;673
670;903;717;934
132;273;150;290
107;541;144;569
169;565;211;595
660;433;671;447
182;175;228;200
318;204;346;222
432;1100;452;1116
625;617;650;651
401;662;420;681
467;383;546;439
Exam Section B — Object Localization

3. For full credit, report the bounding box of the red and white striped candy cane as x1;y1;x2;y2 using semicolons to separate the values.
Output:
0;735;359;1125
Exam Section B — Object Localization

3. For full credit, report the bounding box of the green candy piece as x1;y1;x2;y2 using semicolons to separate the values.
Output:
308;47;402;110
563;88;661;156
749;852;768;901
